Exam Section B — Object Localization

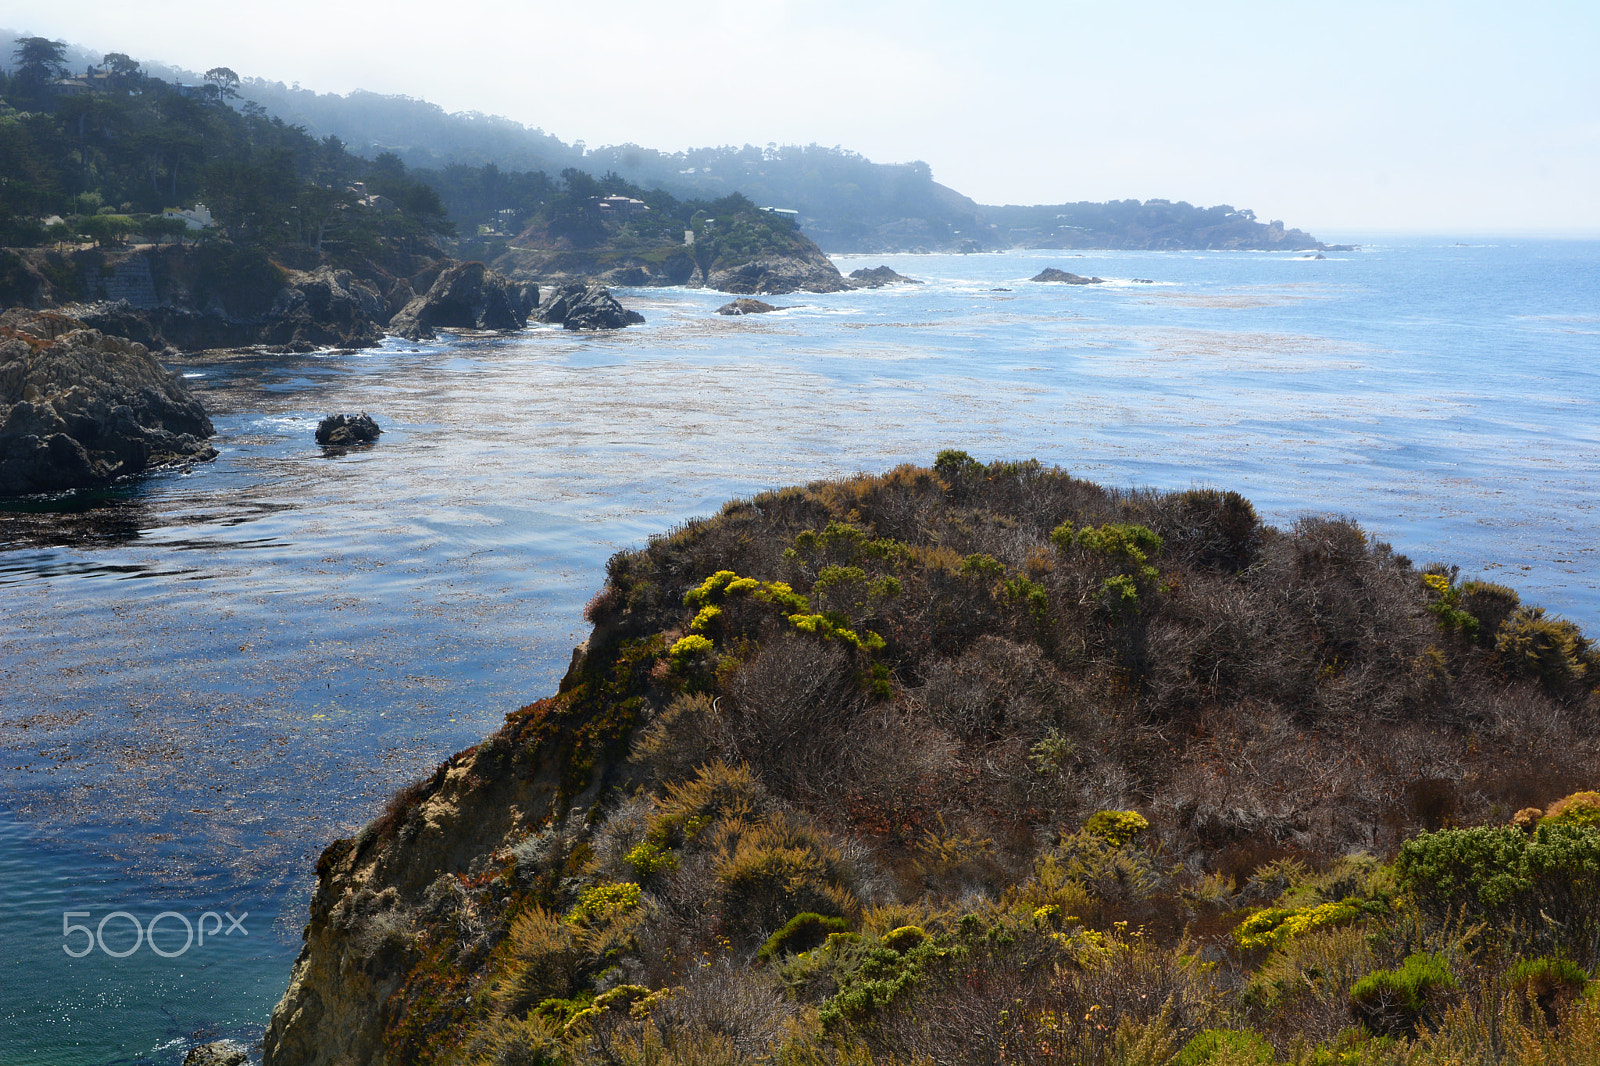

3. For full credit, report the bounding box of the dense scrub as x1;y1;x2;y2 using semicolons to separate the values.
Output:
285;456;1600;1066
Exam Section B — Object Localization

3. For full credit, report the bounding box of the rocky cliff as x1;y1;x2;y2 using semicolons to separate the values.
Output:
0;310;216;494
264;457;1600;1066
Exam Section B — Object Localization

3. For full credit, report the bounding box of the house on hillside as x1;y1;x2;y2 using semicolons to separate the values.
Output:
163;203;214;230
591;195;650;221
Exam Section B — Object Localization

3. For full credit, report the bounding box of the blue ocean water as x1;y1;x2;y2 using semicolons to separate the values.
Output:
1;238;1597;1062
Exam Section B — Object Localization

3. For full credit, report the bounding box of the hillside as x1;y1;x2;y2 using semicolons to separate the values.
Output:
224;79;1324;254
265;455;1600;1066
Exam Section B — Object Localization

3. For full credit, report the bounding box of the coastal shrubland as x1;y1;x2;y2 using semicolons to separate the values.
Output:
265;455;1600;1066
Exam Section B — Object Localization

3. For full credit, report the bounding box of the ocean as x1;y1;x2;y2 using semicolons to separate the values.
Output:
2;238;1597;1063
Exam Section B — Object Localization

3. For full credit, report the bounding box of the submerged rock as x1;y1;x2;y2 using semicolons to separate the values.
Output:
847;265;923;288
388;261;535;340
716;298;784;315
1031;268;1105;284
315;413;382;446
537;284;645;331
0;311;216;495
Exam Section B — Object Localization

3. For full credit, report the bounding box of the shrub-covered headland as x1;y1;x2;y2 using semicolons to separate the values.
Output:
265;455;1600;1066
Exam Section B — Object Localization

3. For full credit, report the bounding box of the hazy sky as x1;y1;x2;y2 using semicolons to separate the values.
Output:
5;1;1597;234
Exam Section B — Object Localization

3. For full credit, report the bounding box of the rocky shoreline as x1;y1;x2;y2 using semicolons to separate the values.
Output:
0;309;218;495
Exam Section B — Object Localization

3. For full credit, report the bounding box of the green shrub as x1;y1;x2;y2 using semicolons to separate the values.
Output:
1233;898;1374;952
880;925;927;954
758;912;851;962
1397;822;1600;965
1084;809;1149;848
1172;1028;1275;1066
1349;952;1457;1036
566;882;642;926
668;634;714;662
1422;571;1480;638
623;839;678;881
1461;580;1520;646
1496;606;1596;694
1509;955;1590;1026
1543;791;1600;829
933;449;982;480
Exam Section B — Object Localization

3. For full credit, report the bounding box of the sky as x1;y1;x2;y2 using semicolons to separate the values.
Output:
4;0;1598;235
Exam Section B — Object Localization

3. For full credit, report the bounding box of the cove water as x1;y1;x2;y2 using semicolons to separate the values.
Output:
2;238;1597;1063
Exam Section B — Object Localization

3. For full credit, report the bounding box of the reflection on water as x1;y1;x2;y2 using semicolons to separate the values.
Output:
1;241;1598;1062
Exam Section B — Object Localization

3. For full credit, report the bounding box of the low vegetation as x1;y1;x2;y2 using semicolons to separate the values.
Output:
324;455;1600;1065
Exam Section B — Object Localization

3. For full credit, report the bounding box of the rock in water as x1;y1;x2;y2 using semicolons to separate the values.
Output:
0;311;217;495
1031;268;1105;284
183;1041;247;1066
315;413;382;446
262;267;388;351
388;261;535;340
536;284;645;330
847;266;923;288
715;298;782;315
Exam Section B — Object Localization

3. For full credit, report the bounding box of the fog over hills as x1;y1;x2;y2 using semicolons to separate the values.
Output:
0;30;1322;253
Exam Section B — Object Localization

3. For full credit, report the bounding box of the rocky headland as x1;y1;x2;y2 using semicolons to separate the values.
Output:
0;310;217;495
263;456;1600;1066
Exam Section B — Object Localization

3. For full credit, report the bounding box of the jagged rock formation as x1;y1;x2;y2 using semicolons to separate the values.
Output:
0;311;216;494
536;284;645;330
387;261;536;341
316;413;382;446
1031;268;1105;284
262;268;389;350
715;298;782;315
846;266;923;288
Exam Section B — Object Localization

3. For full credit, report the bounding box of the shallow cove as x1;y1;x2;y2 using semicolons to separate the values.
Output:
1;239;1597;1063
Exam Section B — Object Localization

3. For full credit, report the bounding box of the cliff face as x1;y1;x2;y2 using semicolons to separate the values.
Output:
265;747;567;1065
266;458;1600;1066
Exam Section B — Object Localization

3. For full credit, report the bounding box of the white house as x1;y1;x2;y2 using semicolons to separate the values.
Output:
163;203;214;230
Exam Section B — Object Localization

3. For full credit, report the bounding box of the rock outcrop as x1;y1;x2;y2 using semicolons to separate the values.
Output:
316;413;382;446
387;261;536;341
0;311;216;495
261;268;389;350
715;298;784;315
706;253;850;296
536;284;645;331
847;265;923;288
184;1041;248;1066
1031;268;1105;284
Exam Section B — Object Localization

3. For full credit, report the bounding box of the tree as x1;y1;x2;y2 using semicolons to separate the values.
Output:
101;53;142;84
139;215;191;246
11;37;67;95
204;66;240;103
78;213;136;247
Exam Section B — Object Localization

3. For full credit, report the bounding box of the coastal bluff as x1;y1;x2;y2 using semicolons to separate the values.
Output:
264;457;1599;1066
